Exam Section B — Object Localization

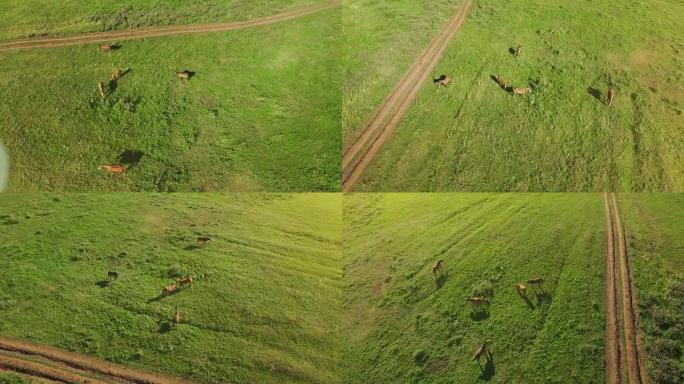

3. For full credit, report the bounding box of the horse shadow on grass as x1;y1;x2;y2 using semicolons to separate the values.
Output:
587;87;606;105
522;295;535;310
184;244;201;251
478;351;496;380
116;150;144;168
95;280;110;288
158;321;172;333
435;273;448;289
535;290;552;305
147;292;175;304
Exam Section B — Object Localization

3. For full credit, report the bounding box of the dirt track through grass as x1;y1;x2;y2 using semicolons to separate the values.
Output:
0;1;340;51
341;0;472;192
0;338;188;384
604;193;649;384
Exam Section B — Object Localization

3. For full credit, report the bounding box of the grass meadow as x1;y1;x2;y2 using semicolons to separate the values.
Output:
348;0;683;192
0;0;322;41
0;193;342;384
620;194;684;383
0;5;340;192
342;193;607;383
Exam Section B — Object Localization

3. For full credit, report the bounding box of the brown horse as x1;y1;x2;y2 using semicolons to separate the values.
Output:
465;297;487;306
432;260;444;276
177;70;193;81
434;74;452;87
512;87;532;95
161;284;178;296
98;164;126;174
516;283;527;297
495;75;507;90
197;236;212;245
97;81;106;98
176;276;193;288
514;45;522;57
607;88;615;107
173;307;181;326
473;342;490;365
99;44;112;52
108;271;119;281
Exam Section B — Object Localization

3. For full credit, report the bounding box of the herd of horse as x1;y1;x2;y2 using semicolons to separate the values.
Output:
434;44;616;105
96;43;195;174
106;236;211;325
431;258;546;370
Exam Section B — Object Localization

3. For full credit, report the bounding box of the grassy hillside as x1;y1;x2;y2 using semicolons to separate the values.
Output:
342;0;462;148
0;373;34;384
0;5;340;192
351;0;684;192
342;193;606;383
0;0;322;41
0;193;341;384
620;194;684;383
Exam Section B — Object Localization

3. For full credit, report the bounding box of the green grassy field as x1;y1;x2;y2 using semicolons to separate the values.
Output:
349;0;684;192
0;0;322;41
0;5;340;192
0;193;341;384
342;193;607;383
0;373;33;384
620;194;684;383
342;0;461;148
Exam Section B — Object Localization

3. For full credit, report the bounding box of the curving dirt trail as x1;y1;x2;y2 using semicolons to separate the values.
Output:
0;1;340;52
603;193;649;384
341;0;473;192
0;337;189;384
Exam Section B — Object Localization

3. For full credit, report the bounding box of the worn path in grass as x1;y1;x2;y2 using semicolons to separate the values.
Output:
0;1;340;51
341;0;472;192
604;192;649;384
0;338;187;384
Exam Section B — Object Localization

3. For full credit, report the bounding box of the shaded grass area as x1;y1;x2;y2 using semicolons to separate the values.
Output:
342;0;462;148
353;0;684;192
0;0;322;41
342;194;606;383
620;194;684;383
0;193;341;384
0;7;340;192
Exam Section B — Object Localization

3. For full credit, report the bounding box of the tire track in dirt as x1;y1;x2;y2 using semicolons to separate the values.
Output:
604;193;649;384
603;192;621;384
0;338;188;384
341;0;473;192
0;1;340;51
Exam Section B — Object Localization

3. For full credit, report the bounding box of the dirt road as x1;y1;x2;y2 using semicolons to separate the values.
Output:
0;1;340;51
603;193;649;384
341;0;473;192
0;337;189;384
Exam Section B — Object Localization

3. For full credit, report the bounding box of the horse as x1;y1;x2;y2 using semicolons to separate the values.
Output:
527;277;544;291
495;75;507;89
176;276;193;288
516;283;527;297
97;81;106;98
99;44;112;52
433;74;452;87
173;307;181;326
512;87;532;95
465;297;487;306
161;284;178;296
98;164;126;174
107;271;118;281
432;260;444;276
607;88;615;107
514;45;522;57
176;70;194;81
197;236;212;245
473;342;490;365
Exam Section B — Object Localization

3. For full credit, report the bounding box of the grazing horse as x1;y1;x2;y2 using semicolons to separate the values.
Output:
434;74;452;87
98;164;126;174
177;71;193;81
161;284;178;296
473;342;490;365
516;283;527;297
176;276;193;288
99;44;112;52
527;277;544;291
495;75;507;90
512;87;532;95
97;81;106;98
607;88;615;107
465;297;487;307
111;69;122;82
197;236;212;245
108;271;118;281
432;260;444;276
514;45;522;57
173;307;181;326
